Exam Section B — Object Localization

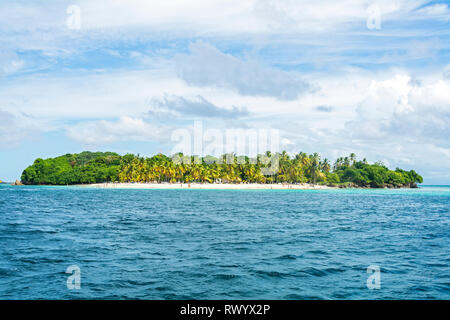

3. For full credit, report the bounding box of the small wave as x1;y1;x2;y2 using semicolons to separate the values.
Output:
307;249;330;255
277;254;299;260
284;293;325;300
254;270;287;278
323;267;345;274
214;274;239;280
15;228;60;235
301;267;328;277
409;285;430;292
17;256;66;264
425;262;448;268
0;267;19;276
116;279;156;288
16;258;39;264
154;286;172;292
216;263;243;268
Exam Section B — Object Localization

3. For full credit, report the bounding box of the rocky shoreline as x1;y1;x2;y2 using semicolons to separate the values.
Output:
11;180;24;186
328;182;418;189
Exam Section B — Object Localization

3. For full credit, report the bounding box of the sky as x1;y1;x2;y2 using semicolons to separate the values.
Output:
0;0;449;183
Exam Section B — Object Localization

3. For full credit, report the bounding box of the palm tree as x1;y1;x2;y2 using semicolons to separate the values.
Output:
322;158;331;173
309;153;320;184
344;156;350;167
349;153;356;166
114;151;378;186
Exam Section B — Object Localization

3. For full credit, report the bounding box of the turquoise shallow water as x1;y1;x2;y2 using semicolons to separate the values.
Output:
0;185;448;299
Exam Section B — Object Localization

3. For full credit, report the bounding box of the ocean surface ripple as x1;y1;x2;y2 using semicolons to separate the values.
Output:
0;185;449;299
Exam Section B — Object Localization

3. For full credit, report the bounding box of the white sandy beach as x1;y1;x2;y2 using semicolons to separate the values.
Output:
80;183;335;190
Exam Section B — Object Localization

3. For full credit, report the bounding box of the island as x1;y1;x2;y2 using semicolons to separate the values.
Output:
19;151;423;189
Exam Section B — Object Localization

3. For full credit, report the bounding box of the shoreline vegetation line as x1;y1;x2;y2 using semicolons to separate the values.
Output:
18;151;423;189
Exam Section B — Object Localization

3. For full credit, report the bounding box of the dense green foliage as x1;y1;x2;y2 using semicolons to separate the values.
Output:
21;151;423;188
21;152;121;185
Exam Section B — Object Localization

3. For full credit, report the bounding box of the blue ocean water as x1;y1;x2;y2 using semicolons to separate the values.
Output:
0;184;448;300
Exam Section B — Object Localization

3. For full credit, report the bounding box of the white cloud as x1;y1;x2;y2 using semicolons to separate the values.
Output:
416;3;449;16
176;42;312;100
66;116;171;145
444;64;450;79
0;69;188;121
0;51;24;75
1;0;444;37
149;95;250;119
74;0;450;34
347;74;450;144
0;109;39;147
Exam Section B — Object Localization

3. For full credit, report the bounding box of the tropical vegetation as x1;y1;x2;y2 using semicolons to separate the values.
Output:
20;151;423;188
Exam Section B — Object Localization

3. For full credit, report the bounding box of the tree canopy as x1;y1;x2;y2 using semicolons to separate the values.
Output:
21;151;423;188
